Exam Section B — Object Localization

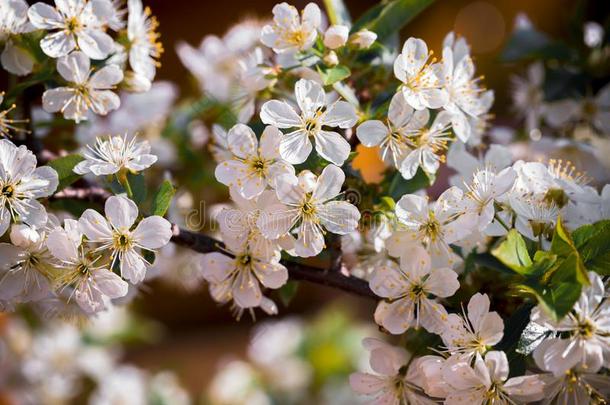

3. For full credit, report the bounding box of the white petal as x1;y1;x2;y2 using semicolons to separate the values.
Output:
369;261;405;299
374;298;414;334
77;29;114;59
227;124;257;159
322;101;357;128
318;201;360;234
252;261;288;289
312;163;344;201
56;51;90;83
40;31;76;58
47;228;78;262
120;249;146;283
295;79;325;115
356;120;387;147
279;129;312;164
259;126;282;160
349;373;386;395
92;269;129;299
105;195;138;229
78;209;113;241
132;216;172;249
260;100;301;128
388;91;414;127
232;270;262;308
425;267;459;298
314;130;350;166
200;252;234;284
27;3;64;29
89;64;124;88
294;220;325;257
1;42;34;76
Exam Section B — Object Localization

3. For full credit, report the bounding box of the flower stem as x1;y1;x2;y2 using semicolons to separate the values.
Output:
494;213;511;232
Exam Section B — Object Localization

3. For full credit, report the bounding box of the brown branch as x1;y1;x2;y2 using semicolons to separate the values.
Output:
51;186;377;299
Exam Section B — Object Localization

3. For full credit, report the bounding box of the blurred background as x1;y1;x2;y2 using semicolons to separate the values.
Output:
1;0;610;403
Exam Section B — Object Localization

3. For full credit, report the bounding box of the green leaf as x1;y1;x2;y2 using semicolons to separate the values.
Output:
151;180;176;217
571;220;610;275
518;280;582;321
323;0;351;26
500;28;574;62
528;251;558;277
127;172;147;205
142;249;156;266
356;0;434;43
46;154;84;191
387;169;432;200
550;217;589;285
318;65;351;85
278;281;299;306
491;230;533;274
517;320;552;355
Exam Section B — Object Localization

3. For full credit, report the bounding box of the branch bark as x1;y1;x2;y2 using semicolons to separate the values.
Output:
52;186;377;299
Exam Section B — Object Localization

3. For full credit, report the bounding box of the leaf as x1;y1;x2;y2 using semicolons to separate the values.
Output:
151;180;176;217
355;0;435;43
318;65;351;85
278;281;299;306
127;172;147;205
518;280;582;321
500;28;574;63
46;154;84;191
571;219;610;275
142;249;156;266
550;217;589;285
491;230;533;274
496;305;532;377
323;0;351;26
387;169;432;200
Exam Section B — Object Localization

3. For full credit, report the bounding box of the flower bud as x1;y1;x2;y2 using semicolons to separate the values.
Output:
349;29;377;49
323;25;349;49
323;50;339;66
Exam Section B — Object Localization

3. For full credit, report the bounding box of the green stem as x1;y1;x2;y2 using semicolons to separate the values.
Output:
117;173;134;199
494;213;511;232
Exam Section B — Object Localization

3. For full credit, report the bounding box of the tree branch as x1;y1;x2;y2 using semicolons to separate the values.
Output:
51;186;377;299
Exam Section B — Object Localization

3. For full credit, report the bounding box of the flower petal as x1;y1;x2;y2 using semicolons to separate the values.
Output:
105;195;138;230
132;216;172;249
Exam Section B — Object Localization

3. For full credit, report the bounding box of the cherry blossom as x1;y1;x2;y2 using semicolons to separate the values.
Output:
28;0;114;59
356;92;428;169
78;195;172;283
74;134;158;176
47;219;128;314
42;52;123;122
442;351;546;404
0;139;58;236
370;245;459;335
260;79;358;166
215;124;294;200
394;37;448;110
350;338;436;404
441;293;505;358
258;164;360;257
260;2;321;54
0;0;35;75
530;271;610;376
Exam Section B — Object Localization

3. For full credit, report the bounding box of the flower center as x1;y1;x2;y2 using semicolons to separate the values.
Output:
287;30;305;46
237;254;252;268
113;232;133;251
576;319;596;339
304;117;318;133
420;211;441;242
65;17;81;33
248;157;268;175
1;184;14;198
543;188;569;209
300;197;317;219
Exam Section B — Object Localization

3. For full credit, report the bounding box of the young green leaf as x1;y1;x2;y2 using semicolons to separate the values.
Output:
151;180;176;217
518;280;582;321
550;217;589;285
491;230;533;274
356;0;435;43
323;0;351;26
318;65;351;86
387;169;432;200
277;281;299;306
127;172;147;205
46;154;85;191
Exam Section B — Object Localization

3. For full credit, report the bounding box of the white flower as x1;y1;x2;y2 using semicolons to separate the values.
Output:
0;0;35;75
386;187;471;268
533;339;610;404
217;189;288;261
78;195;172;283
28;0;114;59
546;83;610;134
260;79;358;166
442;34;494;142
126;0;163;87
394;37;448;110
233;47;274;123
510;62;546;135
208;124;231;163
260;2;321;54
398;109;453;179
441;293;505;358
370;245;459;335
349;338;436;405
215;124;294;200
583;21;604;48
0;222;55;304
200;241;288;310
447;141;513;188
323;24;348;49
42;52;123;123
442;351;546;404
531;271;610;376
73;134;157;176
90;365;147;405
47;219;128;314
0;139;58;236
356;92;428;169
349;29;377;49
462;166;516;231
258;164;360;257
